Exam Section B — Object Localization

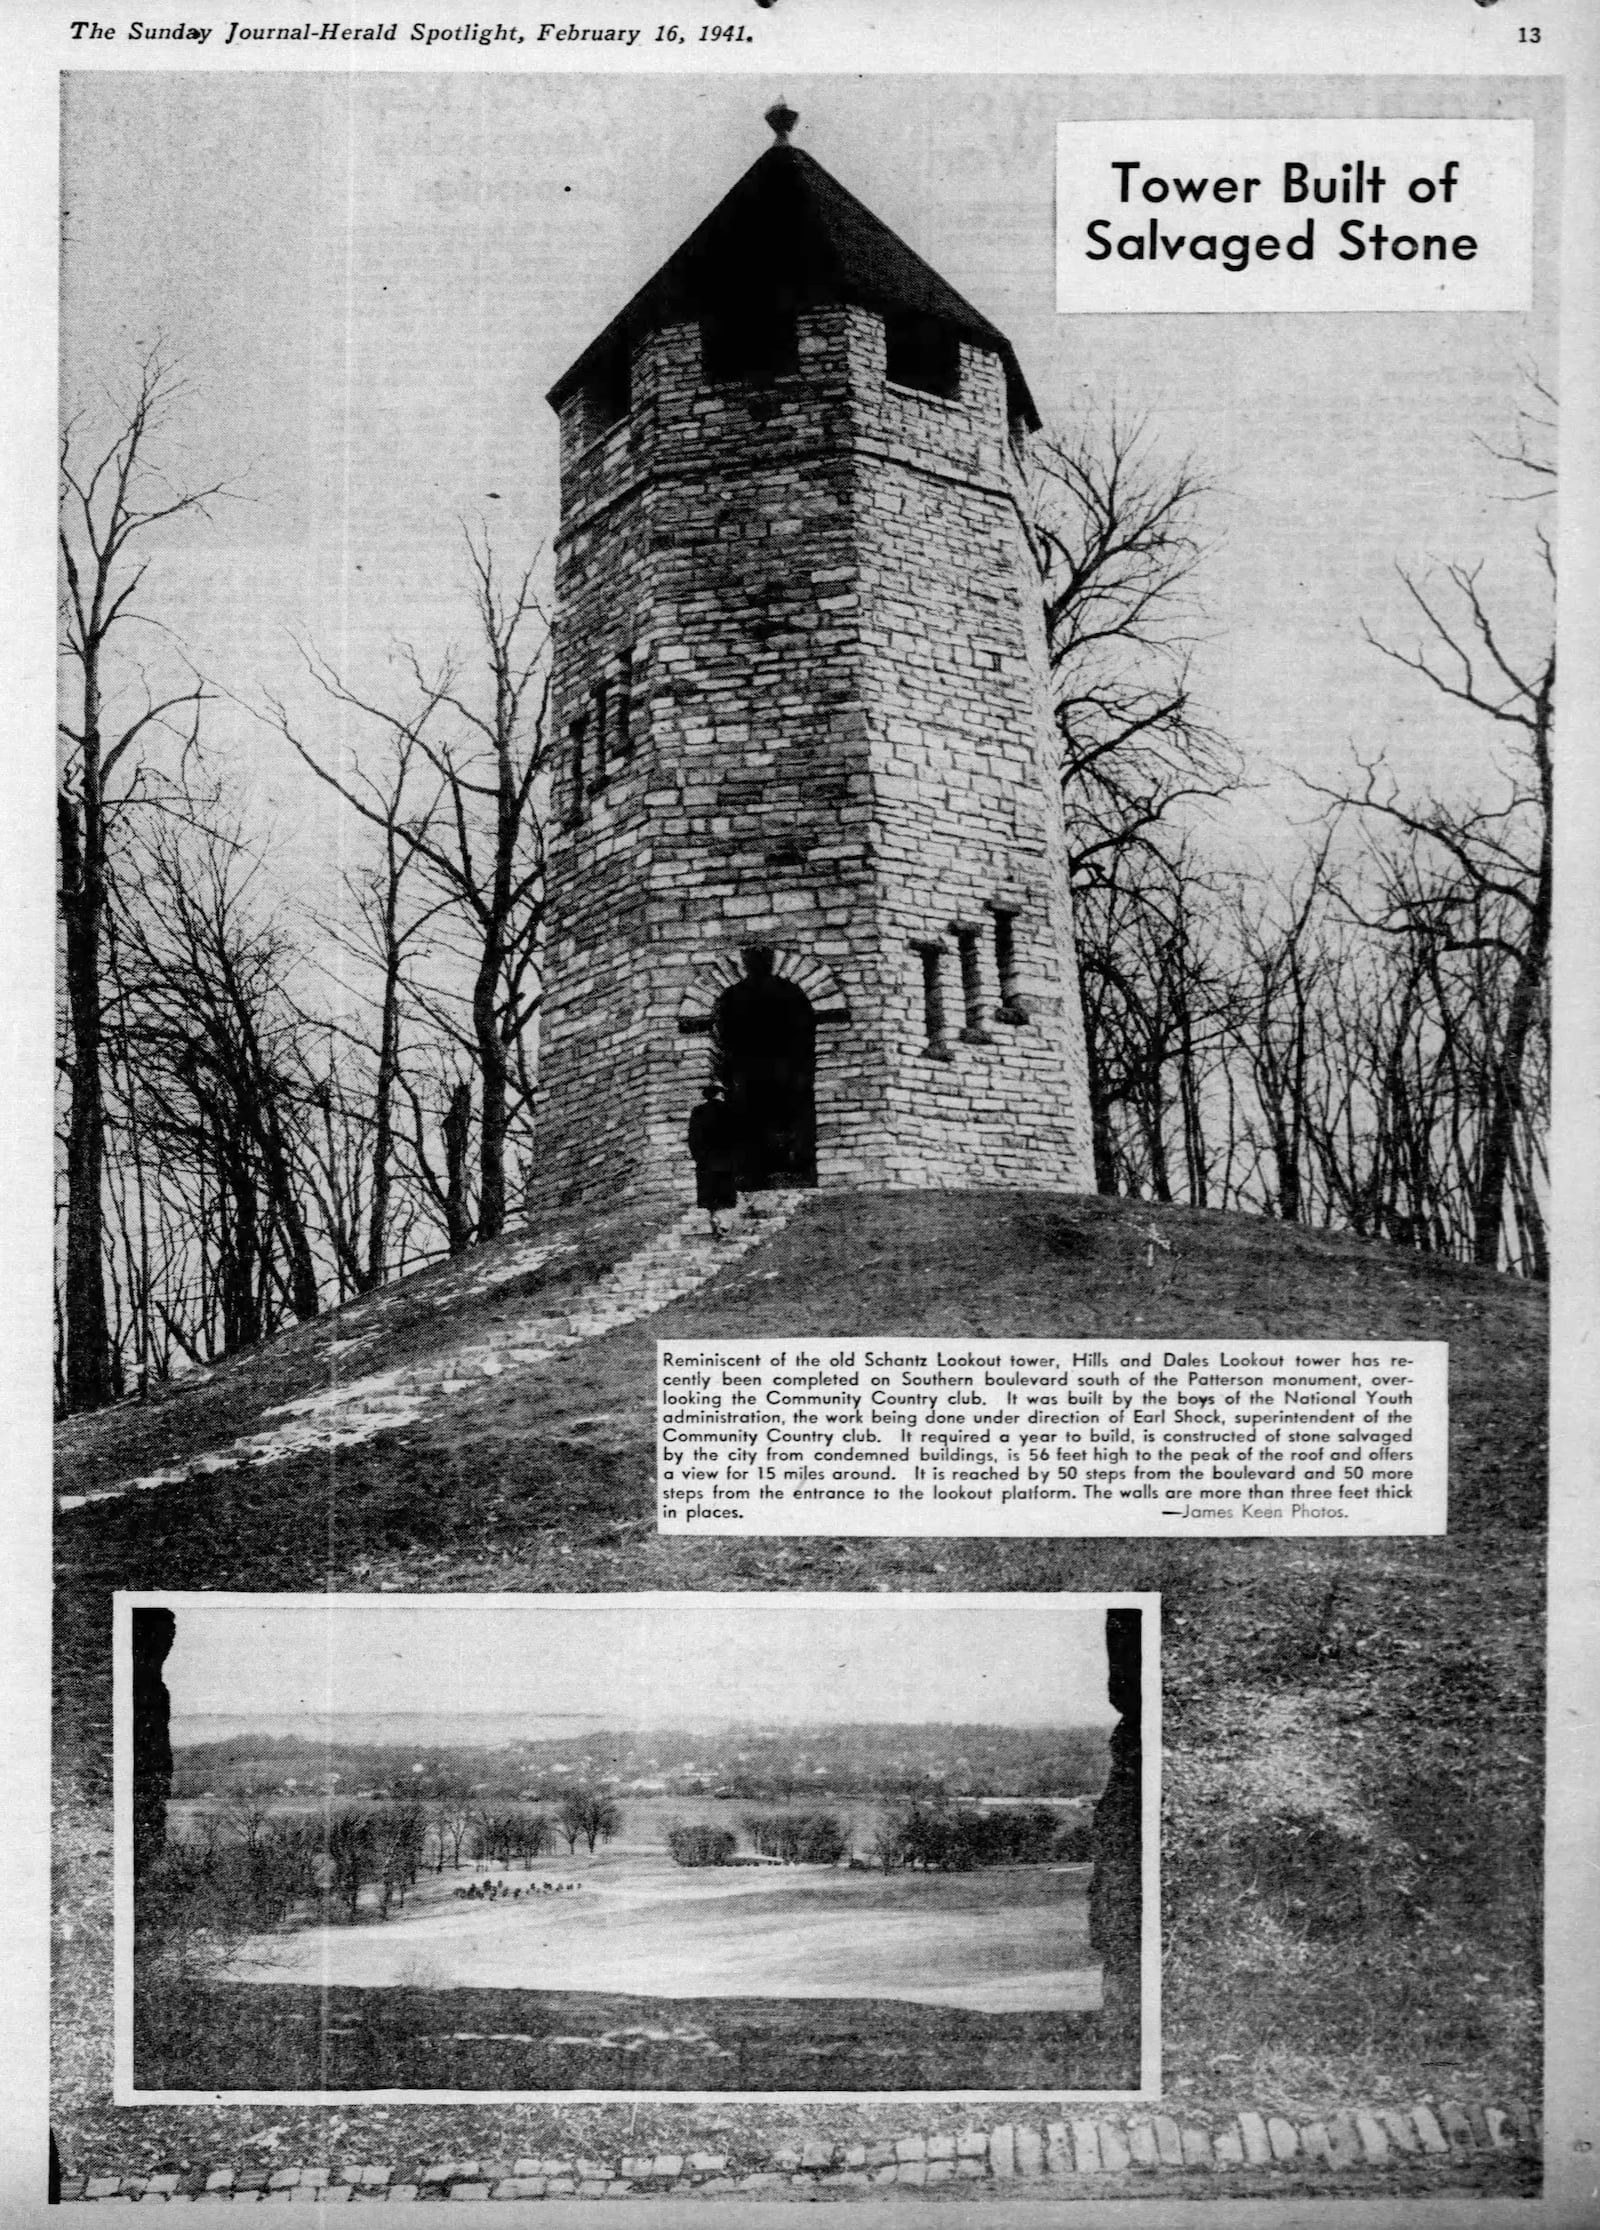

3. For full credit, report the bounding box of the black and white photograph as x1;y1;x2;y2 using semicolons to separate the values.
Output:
11;6;1596;2218
122;1594;1150;2103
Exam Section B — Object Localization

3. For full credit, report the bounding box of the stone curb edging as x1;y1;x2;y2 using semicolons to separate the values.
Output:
59;2099;1540;2200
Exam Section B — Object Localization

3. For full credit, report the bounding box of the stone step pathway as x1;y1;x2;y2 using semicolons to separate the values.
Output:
58;1197;809;1513
59;2098;1539;2201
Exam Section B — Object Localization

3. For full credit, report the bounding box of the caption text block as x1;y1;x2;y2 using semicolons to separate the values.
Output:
657;1339;1448;1537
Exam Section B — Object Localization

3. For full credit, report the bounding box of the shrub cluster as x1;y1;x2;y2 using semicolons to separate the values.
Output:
872;1801;1088;1871
741;1810;851;1865
665;1823;738;1867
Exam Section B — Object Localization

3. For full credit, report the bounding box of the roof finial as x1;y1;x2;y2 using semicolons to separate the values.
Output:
765;99;799;144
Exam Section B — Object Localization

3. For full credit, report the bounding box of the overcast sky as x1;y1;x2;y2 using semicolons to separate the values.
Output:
60;70;1558;884
158;1593;1121;1730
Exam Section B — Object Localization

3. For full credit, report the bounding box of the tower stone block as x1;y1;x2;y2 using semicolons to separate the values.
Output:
532;122;1092;1209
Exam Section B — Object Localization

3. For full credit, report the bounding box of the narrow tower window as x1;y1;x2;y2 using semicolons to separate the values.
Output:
567;716;588;828
614;648;633;758
992;908;1029;1024
913;942;954;1062
884;310;960;400
592;679;609;787
953;926;991;1043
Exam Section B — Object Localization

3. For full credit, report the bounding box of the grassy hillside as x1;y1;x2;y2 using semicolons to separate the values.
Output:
54;1188;1545;2178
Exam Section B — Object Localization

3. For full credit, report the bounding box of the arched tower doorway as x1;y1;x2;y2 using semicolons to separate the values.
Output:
712;949;817;1190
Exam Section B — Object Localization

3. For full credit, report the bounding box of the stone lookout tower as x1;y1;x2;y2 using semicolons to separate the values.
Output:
534;107;1092;1209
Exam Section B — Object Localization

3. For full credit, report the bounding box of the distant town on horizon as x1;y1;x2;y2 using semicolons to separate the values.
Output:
168;1717;1114;1805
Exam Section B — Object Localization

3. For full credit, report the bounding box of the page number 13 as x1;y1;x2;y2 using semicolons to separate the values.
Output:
1518;25;1541;40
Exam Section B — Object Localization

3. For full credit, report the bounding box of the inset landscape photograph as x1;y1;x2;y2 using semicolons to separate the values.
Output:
125;1594;1150;2097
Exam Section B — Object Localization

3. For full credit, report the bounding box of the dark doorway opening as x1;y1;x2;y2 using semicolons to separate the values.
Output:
713;949;817;1190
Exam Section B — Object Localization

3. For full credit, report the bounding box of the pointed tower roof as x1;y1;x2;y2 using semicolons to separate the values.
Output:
547;130;1040;430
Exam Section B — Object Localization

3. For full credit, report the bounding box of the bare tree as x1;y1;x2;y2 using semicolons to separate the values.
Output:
1260;889;1446;1250
114;794;322;1360
1028;406;1242;1193
291;732;445;1295
58;349;230;1409
1227;841;1339;1227
1308;397;1553;1269
591;1797;622;1850
403;1070;477;1259
324;1809;377;1923
429;1785;476;1872
1041;387;1551;1278
559;1790;622;1854
191;1808;228;1874
262;524;550;1251
374;1804;427;1917
555;1792;587;1854
1030;408;1239;860
1074;838;1236;1204
515;1812;557;1866
220;1780;276;1858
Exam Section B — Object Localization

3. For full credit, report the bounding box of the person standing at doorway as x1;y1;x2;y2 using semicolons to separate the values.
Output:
688;1080;740;1239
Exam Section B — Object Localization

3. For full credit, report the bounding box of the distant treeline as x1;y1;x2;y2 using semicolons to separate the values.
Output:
144;1787;627;1957
664;1804;1093;1872
170;1721;1110;1803
142;1802;432;1953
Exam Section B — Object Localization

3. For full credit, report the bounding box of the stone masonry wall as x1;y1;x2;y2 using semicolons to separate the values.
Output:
536;308;876;1209
532;297;1092;1212
845;309;1091;1189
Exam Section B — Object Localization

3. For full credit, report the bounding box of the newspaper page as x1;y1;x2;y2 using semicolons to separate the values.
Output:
5;1;1598;2223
